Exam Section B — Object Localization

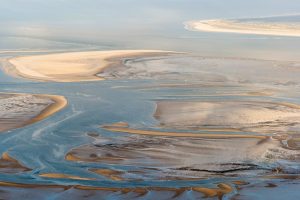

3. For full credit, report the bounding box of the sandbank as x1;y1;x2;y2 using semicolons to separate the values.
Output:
6;50;173;82
185;19;300;37
0;93;67;133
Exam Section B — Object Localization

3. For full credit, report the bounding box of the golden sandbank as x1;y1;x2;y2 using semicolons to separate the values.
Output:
6;50;173;82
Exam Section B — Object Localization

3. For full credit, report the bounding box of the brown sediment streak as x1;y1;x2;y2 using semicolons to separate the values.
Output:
6;50;176;82
0;181;69;189
27;94;67;124
102;123;268;139
262;174;300;180
65;151;123;163
90;169;124;181
192;183;233;199
39;173;96;181
232;181;249;186
0;180;234;198
157;126;242;133
276;102;300;109
65;153;82;162
0;152;30;173
75;184;234;198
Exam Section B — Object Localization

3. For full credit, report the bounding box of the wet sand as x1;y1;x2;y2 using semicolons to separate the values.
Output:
185;19;300;36
26;94;67;124
5;50;174;82
154;100;300;134
0;180;235;199
102;122;267;139
0;152;30;173
90;169;124;181
66;130;278;180
0;93;67;133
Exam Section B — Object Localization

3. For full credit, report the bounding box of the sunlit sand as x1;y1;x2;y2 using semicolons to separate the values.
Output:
154;101;300;133
6;50;173;82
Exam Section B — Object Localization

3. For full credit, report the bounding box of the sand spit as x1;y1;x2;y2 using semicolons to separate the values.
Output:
185;19;300;37
27;94;67;125
6;50;174;82
0;93;67;133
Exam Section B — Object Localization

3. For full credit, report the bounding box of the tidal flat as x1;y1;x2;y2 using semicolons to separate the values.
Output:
1;50;300;199
1;1;300;199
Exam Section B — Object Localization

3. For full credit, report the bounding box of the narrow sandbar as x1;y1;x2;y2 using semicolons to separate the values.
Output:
6;50;174;82
102;123;267;139
39;173;96;181
90;169;124;181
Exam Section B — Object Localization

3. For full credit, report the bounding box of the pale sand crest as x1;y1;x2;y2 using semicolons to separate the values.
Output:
26;94;67;125
6;50;173;82
185;19;300;37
